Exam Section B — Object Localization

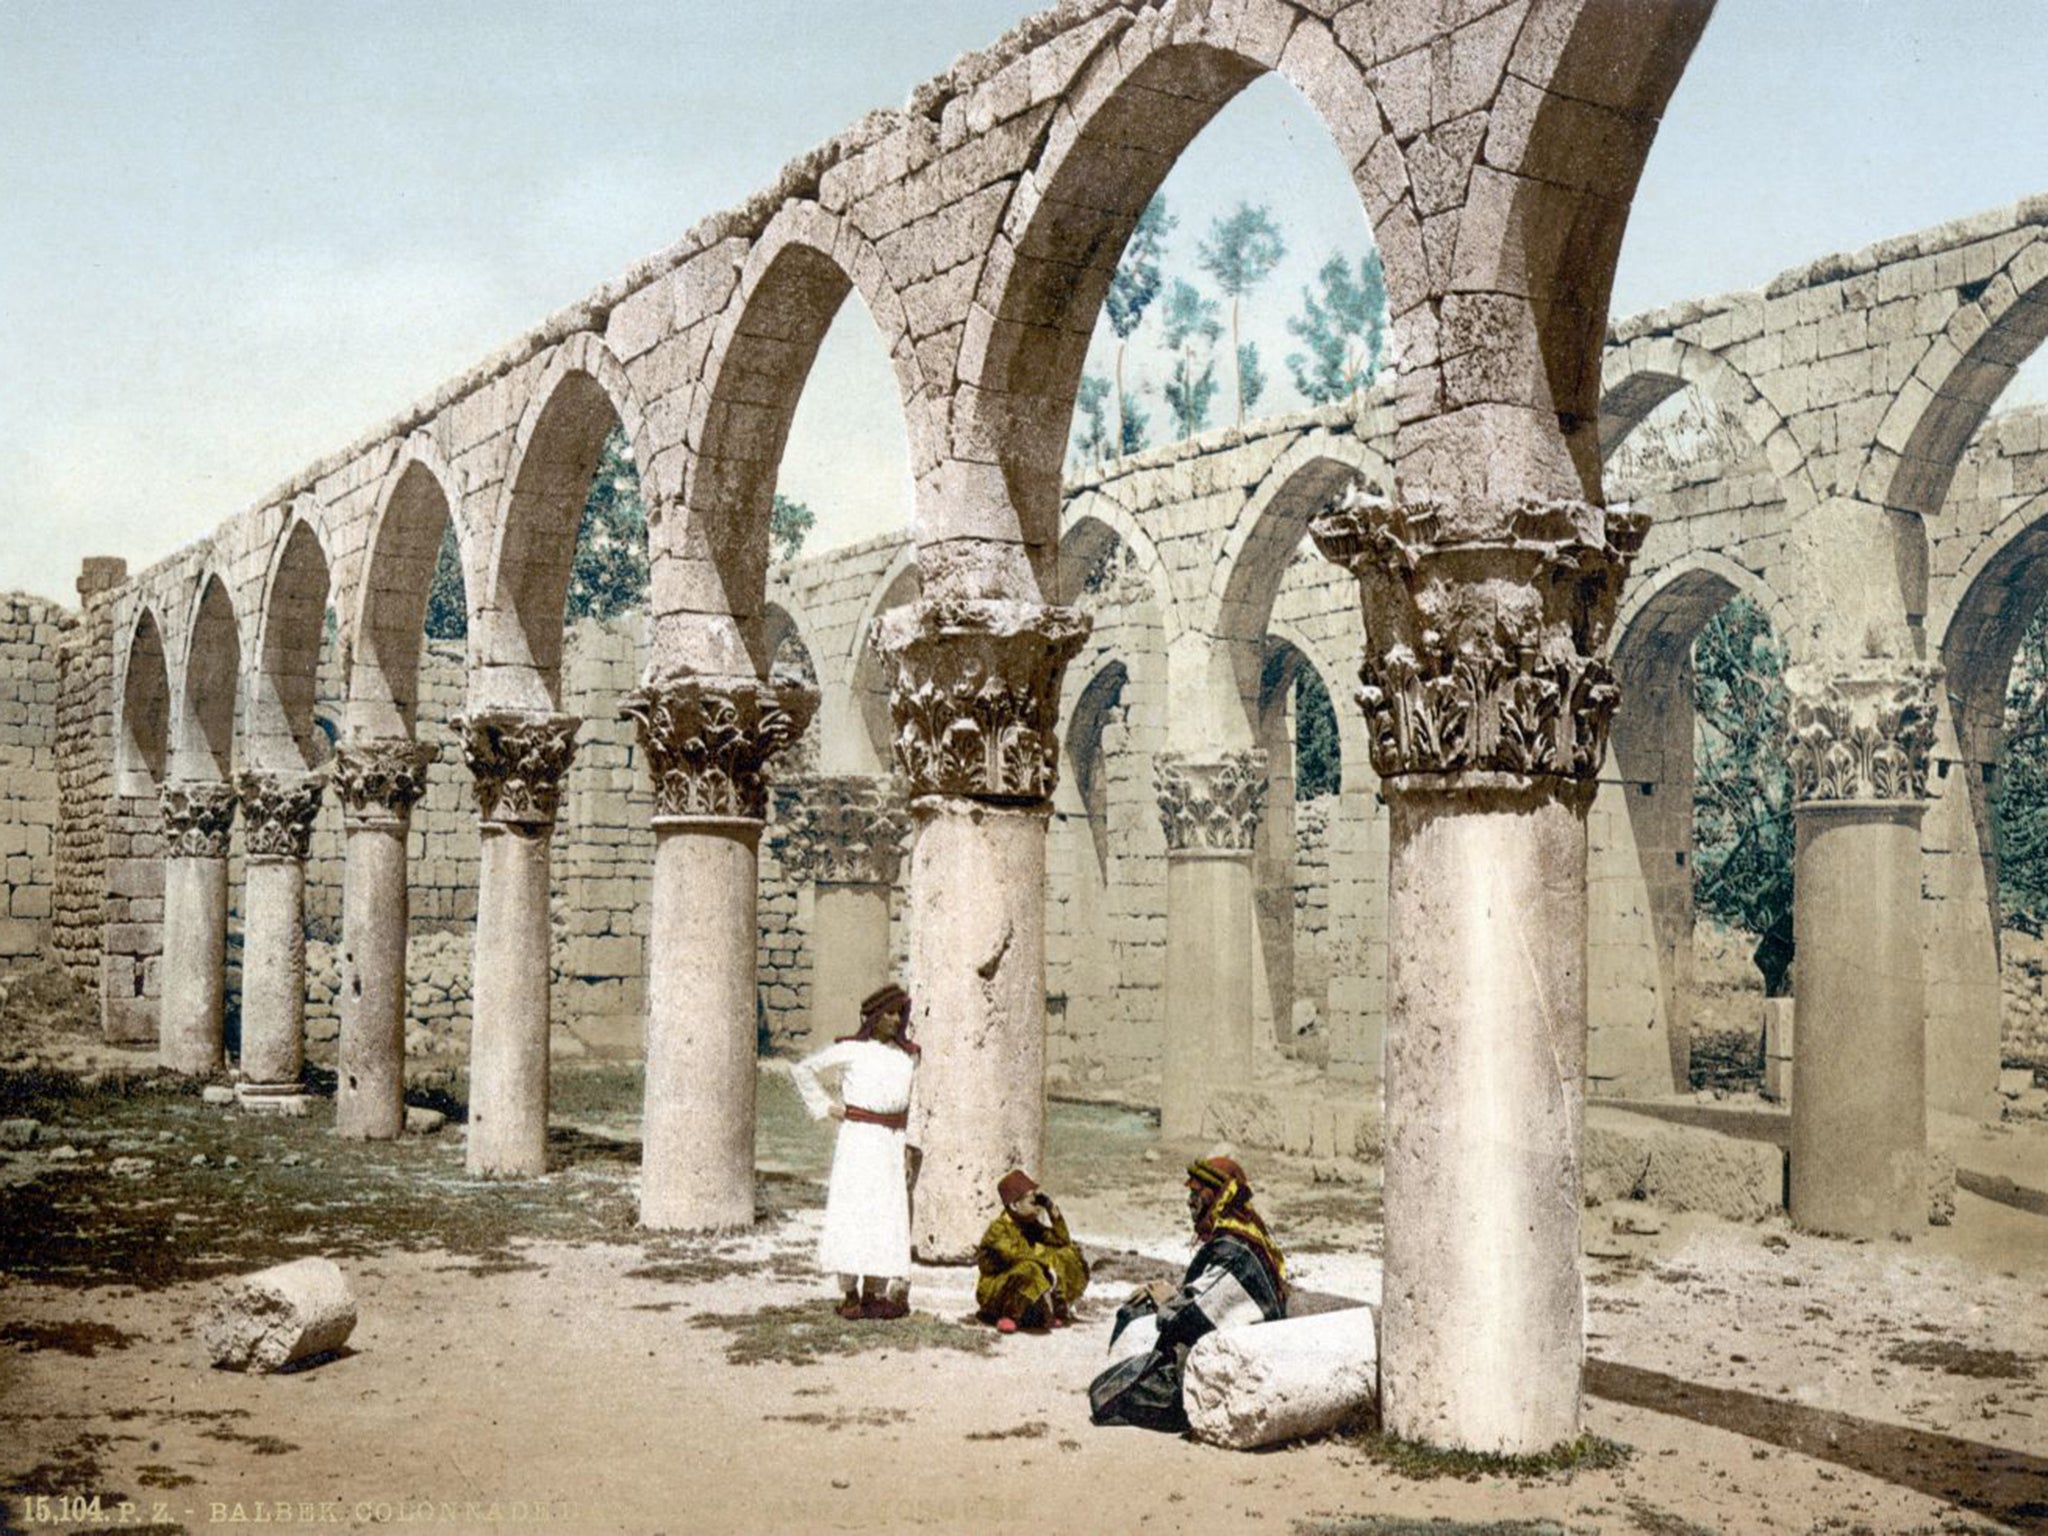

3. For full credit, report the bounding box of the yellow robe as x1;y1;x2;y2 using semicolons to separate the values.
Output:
975;1209;1089;1323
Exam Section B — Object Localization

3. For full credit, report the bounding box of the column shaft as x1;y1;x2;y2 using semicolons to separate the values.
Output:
1790;804;1927;1235
643;821;761;1228
1380;779;1588;1450
338;823;410;1139
469;825;555;1176
239;859;307;1102
806;882;893;1053
906;800;1048;1261
160;855;228;1075
1161;854;1256;1138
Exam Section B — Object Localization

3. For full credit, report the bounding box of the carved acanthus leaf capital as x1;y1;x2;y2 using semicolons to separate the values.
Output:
871;599;1091;804
1155;751;1268;854
1785;664;1939;805
236;770;327;861
332;739;439;828
457;712;581;829
159;780;238;859
623;676;818;823
1310;482;1647;785
771;774;910;885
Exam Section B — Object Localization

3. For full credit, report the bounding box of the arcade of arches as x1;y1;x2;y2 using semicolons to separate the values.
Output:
21;0;2048;1458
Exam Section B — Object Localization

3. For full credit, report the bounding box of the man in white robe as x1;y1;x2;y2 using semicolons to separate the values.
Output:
791;983;918;1319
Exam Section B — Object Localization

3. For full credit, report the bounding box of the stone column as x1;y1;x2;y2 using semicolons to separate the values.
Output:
1313;484;1645;1455
1785;665;1938;1240
332;739;437;1140
1154;751;1267;1139
158;780;237;1076
459;711;580;1177
772;774;909;1053
872;599;1089;1262
625;676;816;1230
234;771;326;1112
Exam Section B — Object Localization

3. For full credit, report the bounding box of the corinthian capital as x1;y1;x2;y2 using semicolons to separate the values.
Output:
1785;664;1939;805
1311;483;1646;786
236;770;326;861
772;774;910;885
1155;751;1268;854
457;711;581;829
160;779;238;859
870;599;1090;804
622;676;817;823
332;738;439;829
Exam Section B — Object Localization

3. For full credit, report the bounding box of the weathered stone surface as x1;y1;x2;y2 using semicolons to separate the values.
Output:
1154;751;1267;854
197;1257;357;1372
1784;665;1939;804
772;775;909;886
332;738;438;828
459;712;581;829
1583;1110;1786;1221
158;781;236;859
1184;1307;1381;1450
236;771;325;861
622;677;816;823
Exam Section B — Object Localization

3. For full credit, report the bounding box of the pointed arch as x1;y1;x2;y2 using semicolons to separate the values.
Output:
351;439;467;741
479;335;655;711
846;549;922;777
116;608;172;796
673;204;930;681
176;571;243;782
251;507;336;772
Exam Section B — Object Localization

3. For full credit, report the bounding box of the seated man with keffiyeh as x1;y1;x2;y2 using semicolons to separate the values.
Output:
1088;1155;1288;1432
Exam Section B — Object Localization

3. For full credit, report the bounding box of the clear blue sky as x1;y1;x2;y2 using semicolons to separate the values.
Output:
2;1;2045;604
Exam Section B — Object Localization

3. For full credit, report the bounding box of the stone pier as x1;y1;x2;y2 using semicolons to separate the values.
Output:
333;739;437;1140
1786;666;1937;1239
628;677;815;1230
772;774;908;1052
1314;484;1645;1455
459;711;579;1177
1154;751;1266;1139
873;599;1088;1262
234;771;325;1111
157;780;236;1077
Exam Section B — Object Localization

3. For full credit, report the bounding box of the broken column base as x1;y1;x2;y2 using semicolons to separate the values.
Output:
235;1084;312;1116
1183;1306;1380;1450
199;1257;358;1371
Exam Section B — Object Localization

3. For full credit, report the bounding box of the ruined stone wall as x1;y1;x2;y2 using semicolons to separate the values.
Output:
51;560;124;995
0;592;76;965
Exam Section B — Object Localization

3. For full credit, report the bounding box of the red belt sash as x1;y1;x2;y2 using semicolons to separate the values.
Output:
844;1104;908;1130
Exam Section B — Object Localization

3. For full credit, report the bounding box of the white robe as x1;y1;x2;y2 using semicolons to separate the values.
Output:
791;1039;916;1279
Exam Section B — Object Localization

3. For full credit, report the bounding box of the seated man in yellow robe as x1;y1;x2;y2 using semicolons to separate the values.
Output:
975;1169;1089;1334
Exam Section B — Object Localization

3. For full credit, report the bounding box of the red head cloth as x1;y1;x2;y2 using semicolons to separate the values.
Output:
840;982;918;1055
860;982;910;1020
998;1168;1039;1208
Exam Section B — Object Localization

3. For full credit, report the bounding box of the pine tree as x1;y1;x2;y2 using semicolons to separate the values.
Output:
1106;197;1176;455
1996;602;2048;929
1286;250;1389;405
1160;279;1223;439
564;430;648;623
1197;203;1286;426
1072;374;1114;468
770;493;815;564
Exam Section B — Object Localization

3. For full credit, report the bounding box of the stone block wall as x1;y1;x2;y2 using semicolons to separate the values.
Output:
0;593;74;962
52;559;123;991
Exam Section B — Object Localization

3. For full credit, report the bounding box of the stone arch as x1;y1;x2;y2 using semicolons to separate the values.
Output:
116;608;172;796
955;8;1408;575
479;334;656;711
1868;228;2048;519
1194;432;1390;752
175;571;243;782
251;508;336;773
1599;336;1817;514
673;205;929;681
1059;491;1179;637
349;439;469;742
1601;552;1786;1097
846;551;922;777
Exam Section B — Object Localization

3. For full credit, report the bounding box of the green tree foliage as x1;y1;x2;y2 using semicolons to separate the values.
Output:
563;429;648;624
424;525;467;640
1120;390;1152;456
1197;202;1286;425
1691;597;1795;995
1995;603;2048;929
771;493;816;565
1294;664;1340;799
1161;279;1223;438
1286;250;1389;405
1106;196;1176;454
1072;373;1114;469
1237;341;1267;416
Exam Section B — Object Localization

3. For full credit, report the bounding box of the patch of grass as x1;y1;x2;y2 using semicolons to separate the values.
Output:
0;1319;139;1357
1624;1498;1719;1536
964;1421;1050;1441
1881;1339;2035;1379
198;1427;297;1456
134;1465;198;1489
1297;1520;1571;1536
1350;1432;1632;1483
691;1301;997;1367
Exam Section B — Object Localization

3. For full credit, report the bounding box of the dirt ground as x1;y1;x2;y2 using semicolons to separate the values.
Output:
3;990;2047;1536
